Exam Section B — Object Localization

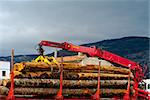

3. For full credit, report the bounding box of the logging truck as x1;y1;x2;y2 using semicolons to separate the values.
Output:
4;40;149;100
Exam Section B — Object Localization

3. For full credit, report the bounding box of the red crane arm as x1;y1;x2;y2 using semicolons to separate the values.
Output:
39;40;144;80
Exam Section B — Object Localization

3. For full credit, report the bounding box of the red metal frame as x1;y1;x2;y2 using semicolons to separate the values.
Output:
91;62;101;100
39;40;143;81
123;72;131;100
6;71;15;100
55;57;64;100
135;88;150;99
7;49;15;100
38;40;148;99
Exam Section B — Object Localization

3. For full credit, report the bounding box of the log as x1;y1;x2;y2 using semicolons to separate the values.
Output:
75;73;133;79
60;72;133;80
14;88;127;96
14;71;133;79
0;86;9;95
22;62;131;74
14;95;36;98
1;80;9;87
14;71;52;78
21;62;50;69
5;79;134;88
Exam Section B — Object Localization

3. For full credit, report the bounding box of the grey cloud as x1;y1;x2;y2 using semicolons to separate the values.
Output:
0;0;149;56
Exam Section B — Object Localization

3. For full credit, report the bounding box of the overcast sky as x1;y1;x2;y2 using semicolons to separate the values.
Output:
0;0;149;56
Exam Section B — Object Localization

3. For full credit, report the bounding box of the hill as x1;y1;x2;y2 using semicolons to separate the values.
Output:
0;36;149;78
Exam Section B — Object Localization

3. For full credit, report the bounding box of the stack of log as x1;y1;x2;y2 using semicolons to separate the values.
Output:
0;57;134;98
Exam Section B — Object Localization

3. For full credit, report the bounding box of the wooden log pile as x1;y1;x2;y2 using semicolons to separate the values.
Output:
0;58;134;98
14;62;133;78
20;62;131;74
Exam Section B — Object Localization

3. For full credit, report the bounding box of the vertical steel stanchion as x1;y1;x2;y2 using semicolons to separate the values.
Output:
7;49;15;100
56;56;63;100
91;61;101;100
123;72;130;100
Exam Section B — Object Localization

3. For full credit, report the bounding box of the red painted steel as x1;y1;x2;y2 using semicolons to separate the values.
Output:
39;40;144;81
55;57;64;100
7;49;15;100
123;72;131;100
6;71;15;100
91;62;101;100
38;40;148;99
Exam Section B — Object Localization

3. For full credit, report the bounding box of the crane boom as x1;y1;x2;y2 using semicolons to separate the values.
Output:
38;40;144;81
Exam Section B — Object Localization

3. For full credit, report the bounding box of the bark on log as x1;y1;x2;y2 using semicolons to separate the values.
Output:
75;73;133;79
14;88;127;96
22;62;131;74
6;79;134;88
14;71;133;79
0;86;9;95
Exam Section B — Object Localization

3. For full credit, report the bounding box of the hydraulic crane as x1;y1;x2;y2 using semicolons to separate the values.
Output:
37;40;149;99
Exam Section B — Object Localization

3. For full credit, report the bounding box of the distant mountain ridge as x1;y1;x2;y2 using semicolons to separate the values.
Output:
0;36;149;78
